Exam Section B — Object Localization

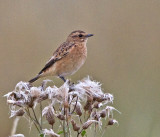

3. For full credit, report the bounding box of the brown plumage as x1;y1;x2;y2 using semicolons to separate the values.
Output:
29;30;93;83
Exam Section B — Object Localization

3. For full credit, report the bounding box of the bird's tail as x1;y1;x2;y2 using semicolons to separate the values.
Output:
29;75;40;83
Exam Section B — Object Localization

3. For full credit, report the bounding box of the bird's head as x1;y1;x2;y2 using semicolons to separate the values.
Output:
67;30;93;43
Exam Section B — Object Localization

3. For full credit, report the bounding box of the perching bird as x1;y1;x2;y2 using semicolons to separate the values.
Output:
29;30;93;83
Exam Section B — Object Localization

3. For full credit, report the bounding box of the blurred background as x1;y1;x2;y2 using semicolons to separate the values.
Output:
0;0;160;137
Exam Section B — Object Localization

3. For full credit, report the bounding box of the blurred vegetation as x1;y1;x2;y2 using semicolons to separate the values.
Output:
0;0;160;137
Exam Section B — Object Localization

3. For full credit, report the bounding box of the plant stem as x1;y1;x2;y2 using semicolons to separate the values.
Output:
63;107;68;137
25;108;41;134
100;125;108;137
40;102;43;129
77;129;83;137
71;96;78;114
32;107;42;130
63;119;68;137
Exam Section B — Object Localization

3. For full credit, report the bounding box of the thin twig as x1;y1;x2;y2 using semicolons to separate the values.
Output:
63;107;68;137
77;129;83;137
40;102;43;129
79;116;83;124
94;123;97;137
66;108;70;137
63;119;68;137
69;96;74;105
32;107;42;130
71;96;78;114
25;108;41;133
100;125;108;137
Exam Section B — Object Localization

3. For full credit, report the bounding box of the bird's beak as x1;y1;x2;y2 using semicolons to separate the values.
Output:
85;34;94;38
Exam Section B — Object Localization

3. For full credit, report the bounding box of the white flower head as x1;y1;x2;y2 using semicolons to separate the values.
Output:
43;129;60;137
74;76;103;101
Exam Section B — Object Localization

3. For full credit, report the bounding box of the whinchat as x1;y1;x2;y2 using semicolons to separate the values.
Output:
29;30;93;83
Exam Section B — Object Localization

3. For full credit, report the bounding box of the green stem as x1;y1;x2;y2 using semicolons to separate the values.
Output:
77;129;83;137
63;108;68;137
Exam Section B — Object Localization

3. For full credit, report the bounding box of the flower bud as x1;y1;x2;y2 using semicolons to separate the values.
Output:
71;120;80;131
100;110;107;118
46;112;55;126
108;119;118;125
75;102;82;116
26;97;34;108
93;102;102;109
93;96;104;102
82;120;98;129
57;114;65;120
42;106;55;126
10;109;25;118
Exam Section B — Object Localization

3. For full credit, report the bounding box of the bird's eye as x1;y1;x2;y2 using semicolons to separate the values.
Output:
78;34;83;37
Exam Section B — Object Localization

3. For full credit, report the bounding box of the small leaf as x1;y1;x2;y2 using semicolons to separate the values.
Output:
40;134;44;137
81;130;86;137
57;130;64;135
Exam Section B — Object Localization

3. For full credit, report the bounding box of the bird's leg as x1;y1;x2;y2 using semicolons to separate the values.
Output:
59;76;74;91
59;76;66;82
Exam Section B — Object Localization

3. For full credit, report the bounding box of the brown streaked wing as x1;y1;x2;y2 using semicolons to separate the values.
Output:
38;42;74;75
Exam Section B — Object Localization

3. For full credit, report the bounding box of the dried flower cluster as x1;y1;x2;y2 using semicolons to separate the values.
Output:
5;77;119;137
